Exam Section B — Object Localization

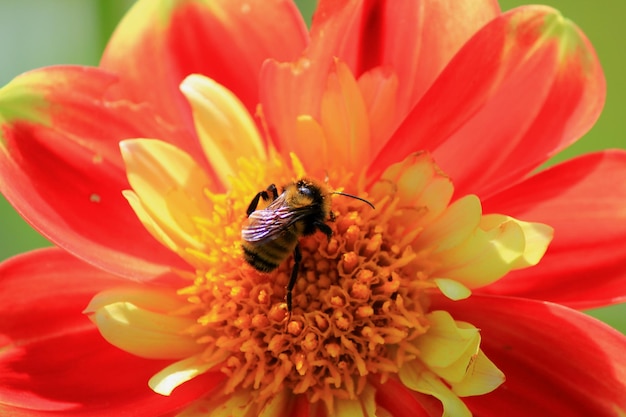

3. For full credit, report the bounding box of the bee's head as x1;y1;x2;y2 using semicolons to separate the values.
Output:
295;179;324;206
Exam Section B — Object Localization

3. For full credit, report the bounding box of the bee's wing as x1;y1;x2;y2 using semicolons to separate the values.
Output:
242;199;312;244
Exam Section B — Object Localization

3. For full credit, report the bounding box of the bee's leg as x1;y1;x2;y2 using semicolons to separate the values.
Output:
286;244;302;319
267;184;278;200
315;222;333;242
246;191;266;216
246;184;278;216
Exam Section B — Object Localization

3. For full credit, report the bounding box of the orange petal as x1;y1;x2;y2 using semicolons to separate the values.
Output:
262;59;372;176
319;60;371;175
357;67;399;156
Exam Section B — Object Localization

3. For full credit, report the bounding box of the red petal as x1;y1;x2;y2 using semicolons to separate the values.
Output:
312;0;498;116
0;66;190;280
0;248;222;415
373;378;439;417
371;6;605;198
436;295;626;416
480;150;626;309
101;0;308;131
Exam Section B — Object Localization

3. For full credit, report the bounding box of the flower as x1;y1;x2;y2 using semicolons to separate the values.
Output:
1;0;625;416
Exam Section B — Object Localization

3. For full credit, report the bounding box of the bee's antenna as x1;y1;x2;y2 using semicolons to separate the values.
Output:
332;191;375;209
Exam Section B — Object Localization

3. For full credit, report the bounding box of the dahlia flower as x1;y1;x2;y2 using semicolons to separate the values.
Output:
1;1;625;416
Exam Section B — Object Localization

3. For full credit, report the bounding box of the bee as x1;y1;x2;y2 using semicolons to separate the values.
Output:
241;178;374;316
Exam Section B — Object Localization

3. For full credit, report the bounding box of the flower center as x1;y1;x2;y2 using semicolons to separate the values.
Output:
177;153;436;410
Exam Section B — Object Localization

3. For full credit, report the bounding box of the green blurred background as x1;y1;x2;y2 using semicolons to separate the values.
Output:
0;0;623;332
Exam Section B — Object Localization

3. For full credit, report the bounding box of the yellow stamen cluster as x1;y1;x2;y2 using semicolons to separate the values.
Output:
176;155;436;410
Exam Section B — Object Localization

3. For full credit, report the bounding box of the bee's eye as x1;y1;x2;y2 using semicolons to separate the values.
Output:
299;186;313;197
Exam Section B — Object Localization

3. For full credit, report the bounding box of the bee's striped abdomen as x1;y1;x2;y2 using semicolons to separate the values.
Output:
242;228;298;272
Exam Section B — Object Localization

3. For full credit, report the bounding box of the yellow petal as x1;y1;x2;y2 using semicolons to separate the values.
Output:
85;287;200;360
375;407;394;417
334;384;377;417
258;389;290;417
180;388;291;417
85;285;188;313
288;152;307;180
436;215;527;288
372;152;454;227
481;214;553;269
123;189;181;256
150;354;227;396
428;321;481;384
180;74;266;187
370;152;454;234
414;195;481;253
416;170;457;226
450;349;505;397
412;315;504;393
121;138;211;253
399;361;472;417
416;311;480;370
434;278;472;301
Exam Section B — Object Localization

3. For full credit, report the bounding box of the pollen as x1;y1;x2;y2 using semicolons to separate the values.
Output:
172;153;443;412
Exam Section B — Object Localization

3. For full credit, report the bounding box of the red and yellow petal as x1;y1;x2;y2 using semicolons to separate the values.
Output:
482;150;626;309
0;66;189;280
371;6;605;199
438;295;626;416
101;0;308;137
0;249;216;415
